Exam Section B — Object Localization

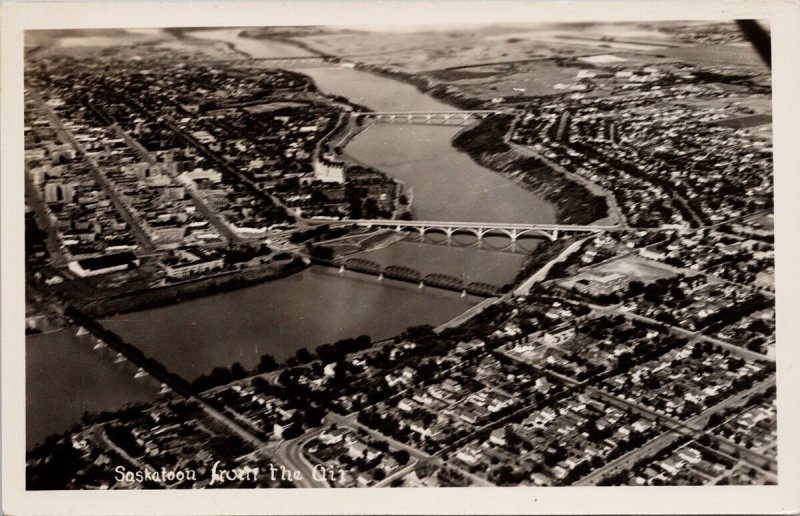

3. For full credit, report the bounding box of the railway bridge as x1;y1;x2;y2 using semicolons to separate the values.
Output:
336;258;503;297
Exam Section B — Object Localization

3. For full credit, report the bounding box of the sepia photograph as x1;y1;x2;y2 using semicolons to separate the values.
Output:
2;0;800;514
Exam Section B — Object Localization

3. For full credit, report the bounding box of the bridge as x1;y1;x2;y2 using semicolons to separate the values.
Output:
336;258;502;296
352;110;504;126
239;56;333;67
332;219;620;242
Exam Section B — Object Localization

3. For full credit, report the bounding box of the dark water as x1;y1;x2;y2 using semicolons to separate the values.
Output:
26;329;161;449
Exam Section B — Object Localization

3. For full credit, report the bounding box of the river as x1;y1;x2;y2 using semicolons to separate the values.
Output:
27;28;557;449
191;28;557;223
26;329;161;449
103;267;479;380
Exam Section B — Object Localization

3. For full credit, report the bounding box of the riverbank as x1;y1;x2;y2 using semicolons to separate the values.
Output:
451;114;608;225
79;258;307;319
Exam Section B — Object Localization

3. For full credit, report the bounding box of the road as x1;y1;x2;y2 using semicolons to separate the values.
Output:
511;142;627;227
143;102;304;228
24;172;70;266
27;87;156;252
272;425;329;488
514;236;591;296
324;412;492;487
576;375;777;485
107;122;242;244
592;304;772;363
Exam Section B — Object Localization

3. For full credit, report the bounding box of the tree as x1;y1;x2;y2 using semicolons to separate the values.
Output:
231;362;247;379
393;449;410;466
627;280;644;297
294;347;313;364
257;353;279;373
308;245;334;261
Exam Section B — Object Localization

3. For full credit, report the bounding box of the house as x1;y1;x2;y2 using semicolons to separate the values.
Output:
456;339;486;354
410;420;430;438
455;444;483;466
489;428;508;447
397;398;418;413
639;248;667;261
531;472;551;486
534;377;551;393
356;471;375;487
347;440;381;461
412;392;434;406
543;327;576;346
632;419;653;433
552;464;569;480
678;447;703;464
273;421;294;439
319;426;349;445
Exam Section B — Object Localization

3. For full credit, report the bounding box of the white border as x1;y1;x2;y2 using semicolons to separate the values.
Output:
2;1;799;514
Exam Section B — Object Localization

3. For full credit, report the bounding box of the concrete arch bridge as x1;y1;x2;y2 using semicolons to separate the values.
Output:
340;219;618;242
352;110;504;126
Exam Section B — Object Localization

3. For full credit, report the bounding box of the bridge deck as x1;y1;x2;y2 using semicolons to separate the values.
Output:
335;219;621;232
353;110;504;116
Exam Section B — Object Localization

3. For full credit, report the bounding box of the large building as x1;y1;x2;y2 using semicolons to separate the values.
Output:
162;248;224;279
44;182;75;203
314;154;346;184
67;251;140;277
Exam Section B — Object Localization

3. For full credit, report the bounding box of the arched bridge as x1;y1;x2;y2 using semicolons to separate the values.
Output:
334;219;620;242
254;56;332;66
352;110;504;126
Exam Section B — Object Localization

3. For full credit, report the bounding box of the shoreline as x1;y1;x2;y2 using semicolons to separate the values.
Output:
450;114;609;226
75;259;307;320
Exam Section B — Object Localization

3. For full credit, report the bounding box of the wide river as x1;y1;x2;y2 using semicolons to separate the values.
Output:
27;29;556;449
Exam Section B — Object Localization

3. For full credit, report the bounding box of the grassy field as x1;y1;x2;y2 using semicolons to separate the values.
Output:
592;254;679;282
